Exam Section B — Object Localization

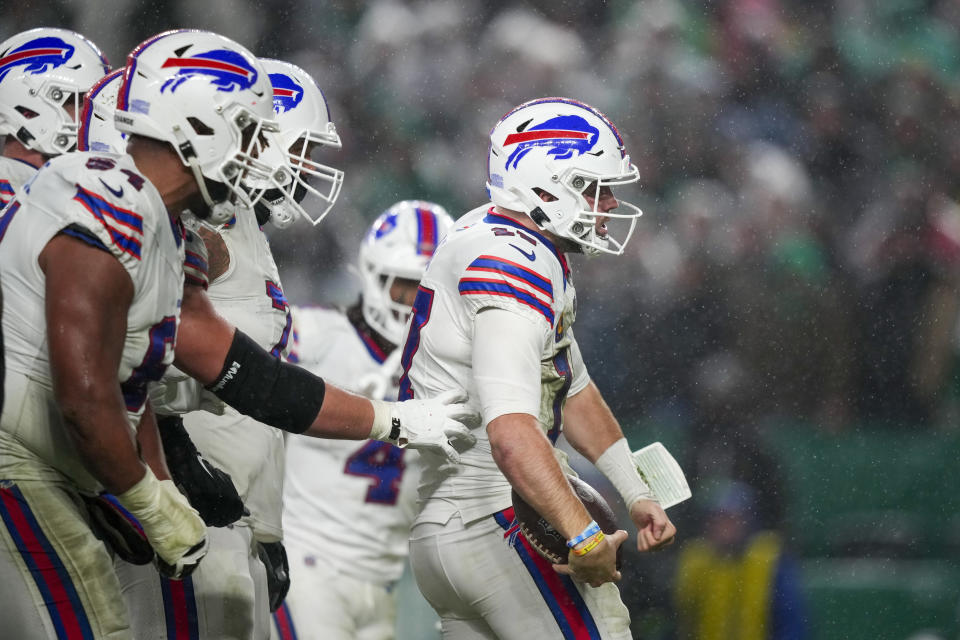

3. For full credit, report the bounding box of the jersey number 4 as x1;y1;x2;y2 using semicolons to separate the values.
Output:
343;441;406;505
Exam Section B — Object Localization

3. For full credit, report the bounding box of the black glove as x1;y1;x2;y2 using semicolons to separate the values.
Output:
158;414;246;528
257;540;290;612
82;493;155;565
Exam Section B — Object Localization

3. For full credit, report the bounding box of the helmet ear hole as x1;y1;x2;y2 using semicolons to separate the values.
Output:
187;117;213;136
532;187;559;203
14;106;39;119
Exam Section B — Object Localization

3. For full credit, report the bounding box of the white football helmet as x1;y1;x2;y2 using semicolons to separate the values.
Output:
78;69;126;154
115;29;290;223
0;28;110;155
486;97;642;255
359;200;454;345
256;58;343;228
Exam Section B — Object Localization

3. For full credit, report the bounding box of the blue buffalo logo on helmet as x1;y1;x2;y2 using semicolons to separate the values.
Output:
269;72;304;114
0;36;76;83
159;49;258;94
502;114;600;171
373;211;398;239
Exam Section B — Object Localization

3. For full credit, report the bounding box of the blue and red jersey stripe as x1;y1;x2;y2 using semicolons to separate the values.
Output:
465;255;554;299
73;186;144;260
0;200;21;243
458;279;555;326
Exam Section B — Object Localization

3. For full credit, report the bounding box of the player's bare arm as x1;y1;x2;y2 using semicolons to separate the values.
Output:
42;233;146;493
136;401;173;481
173;282;475;454
488;412;628;587
563;381;677;551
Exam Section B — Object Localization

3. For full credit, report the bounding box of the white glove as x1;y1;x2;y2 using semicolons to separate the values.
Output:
115;468;208;579
370;390;478;463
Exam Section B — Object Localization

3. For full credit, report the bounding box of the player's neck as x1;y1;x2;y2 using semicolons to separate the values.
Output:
2;136;45;169
127;137;196;219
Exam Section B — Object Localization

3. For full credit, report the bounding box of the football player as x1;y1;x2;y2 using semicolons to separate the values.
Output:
0;28;267;638
402;97;677;639
0;28;471;640
275;200;453;640
78;51;474;638
0;28;109;207
111;57;345;639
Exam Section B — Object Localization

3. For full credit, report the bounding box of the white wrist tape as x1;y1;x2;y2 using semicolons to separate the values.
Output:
115;466;161;514
596;438;656;508
369;399;396;442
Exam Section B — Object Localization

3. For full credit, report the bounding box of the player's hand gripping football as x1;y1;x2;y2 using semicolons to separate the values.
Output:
384;390;478;462
115;467;208;579
555;528;629;588
630;499;676;551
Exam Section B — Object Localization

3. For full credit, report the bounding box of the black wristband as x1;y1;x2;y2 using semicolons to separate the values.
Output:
206;330;325;434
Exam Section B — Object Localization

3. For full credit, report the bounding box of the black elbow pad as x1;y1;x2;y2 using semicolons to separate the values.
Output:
206;331;324;434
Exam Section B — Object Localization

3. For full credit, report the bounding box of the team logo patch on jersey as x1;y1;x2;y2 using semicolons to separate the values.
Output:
502;115;599;170
160;49;258;94
269;72;304;114
0;36;75;82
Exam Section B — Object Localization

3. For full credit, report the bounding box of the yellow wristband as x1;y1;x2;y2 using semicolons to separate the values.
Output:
572;531;605;557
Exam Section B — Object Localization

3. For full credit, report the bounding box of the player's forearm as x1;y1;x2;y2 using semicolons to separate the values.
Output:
303;384;377;439
562;381;625;463
489;413;592;540
565;382;656;509
136;402;172;481
61;397;148;494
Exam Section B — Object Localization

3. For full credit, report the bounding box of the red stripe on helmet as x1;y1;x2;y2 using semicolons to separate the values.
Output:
503;130;589;146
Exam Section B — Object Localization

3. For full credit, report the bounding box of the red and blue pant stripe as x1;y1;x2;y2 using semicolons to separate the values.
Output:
272;601;299;640
494;506;603;640
161;575;199;639
0;483;95;640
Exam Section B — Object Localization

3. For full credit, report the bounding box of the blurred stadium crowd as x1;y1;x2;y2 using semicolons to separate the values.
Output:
4;0;960;637
10;0;958;431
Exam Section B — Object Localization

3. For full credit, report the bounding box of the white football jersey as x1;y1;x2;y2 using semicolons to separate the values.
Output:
402;207;584;525
0;152;183;491
173;208;292;541
0;156;38;209
282;305;417;584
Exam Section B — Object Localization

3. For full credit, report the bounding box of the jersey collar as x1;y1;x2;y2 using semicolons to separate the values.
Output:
484;209;570;279
346;303;394;364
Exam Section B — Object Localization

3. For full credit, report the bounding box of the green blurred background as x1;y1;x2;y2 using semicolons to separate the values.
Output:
4;0;960;637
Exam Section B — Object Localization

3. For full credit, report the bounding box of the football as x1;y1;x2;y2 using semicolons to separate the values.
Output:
511;475;622;568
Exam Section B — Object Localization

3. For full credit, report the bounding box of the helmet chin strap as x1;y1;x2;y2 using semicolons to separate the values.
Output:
187;155;218;211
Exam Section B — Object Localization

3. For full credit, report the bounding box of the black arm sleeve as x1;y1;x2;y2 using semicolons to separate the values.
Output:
205;330;325;434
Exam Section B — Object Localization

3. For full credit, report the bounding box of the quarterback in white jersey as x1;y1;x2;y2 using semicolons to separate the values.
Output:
403;98;676;639
277;200;453;640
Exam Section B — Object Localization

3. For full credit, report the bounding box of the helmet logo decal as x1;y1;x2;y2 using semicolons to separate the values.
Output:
269;72;304;114
0;36;75;82
159;49;258;93
373;212;398;239
502;115;599;170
